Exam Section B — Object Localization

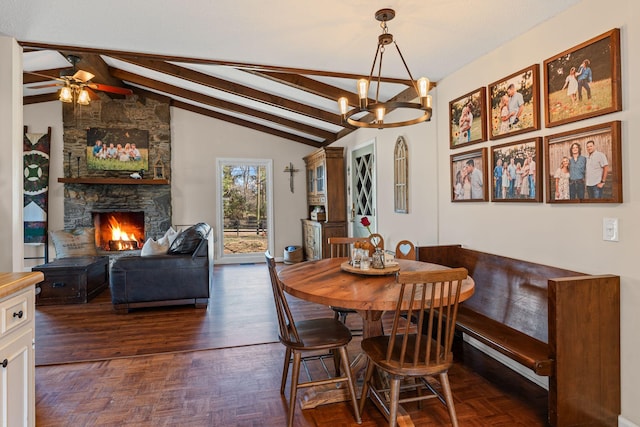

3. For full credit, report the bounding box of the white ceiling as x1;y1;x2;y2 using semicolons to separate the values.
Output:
2;0;582;146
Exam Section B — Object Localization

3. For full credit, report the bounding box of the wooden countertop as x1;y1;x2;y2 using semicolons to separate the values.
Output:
0;272;44;299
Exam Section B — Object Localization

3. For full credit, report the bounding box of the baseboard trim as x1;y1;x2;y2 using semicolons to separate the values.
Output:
619;415;640;427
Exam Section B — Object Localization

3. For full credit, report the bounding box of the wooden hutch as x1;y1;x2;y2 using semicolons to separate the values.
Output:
301;147;347;260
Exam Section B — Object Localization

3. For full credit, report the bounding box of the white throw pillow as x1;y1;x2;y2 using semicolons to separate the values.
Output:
157;226;178;247
140;237;170;257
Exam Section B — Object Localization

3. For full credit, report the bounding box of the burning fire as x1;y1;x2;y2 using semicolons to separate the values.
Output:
107;216;141;250
109;216;138;242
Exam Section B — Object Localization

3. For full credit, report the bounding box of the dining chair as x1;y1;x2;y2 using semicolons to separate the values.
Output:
327;236;369;258
394;240;416;260
368;233;384;253
264;252;362;427
358;267;469;427
327;237;369;331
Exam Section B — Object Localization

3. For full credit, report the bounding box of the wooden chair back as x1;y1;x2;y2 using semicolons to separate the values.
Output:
368;233;384;252
394;240;416;260
265;251;300;346
387;268;468;370
327;236;369;258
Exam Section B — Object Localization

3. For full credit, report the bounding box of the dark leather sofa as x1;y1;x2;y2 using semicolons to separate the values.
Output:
109;223;213;313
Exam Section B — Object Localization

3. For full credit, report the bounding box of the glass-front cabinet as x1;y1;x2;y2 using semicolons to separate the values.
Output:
301;147;347;260
315;163;325;194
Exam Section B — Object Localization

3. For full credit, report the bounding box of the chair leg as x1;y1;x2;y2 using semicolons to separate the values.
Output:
331;348;341;376
338;346;362;424
439;372;459;427
389;376;401;427
280;347;291;395
288;352;302;427
358;359;375;417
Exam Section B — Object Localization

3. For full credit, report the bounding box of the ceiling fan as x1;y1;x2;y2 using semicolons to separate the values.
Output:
28;54;133;104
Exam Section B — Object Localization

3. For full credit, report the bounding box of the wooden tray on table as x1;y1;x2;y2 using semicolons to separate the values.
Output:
340;261;400;276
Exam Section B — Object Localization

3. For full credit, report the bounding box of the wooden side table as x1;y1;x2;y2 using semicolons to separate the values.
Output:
32;256;109;305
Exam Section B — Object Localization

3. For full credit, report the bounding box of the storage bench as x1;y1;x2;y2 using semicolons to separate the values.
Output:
32;256;109;305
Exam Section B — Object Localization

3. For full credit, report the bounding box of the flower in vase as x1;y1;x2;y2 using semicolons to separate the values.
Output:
360;216;372;235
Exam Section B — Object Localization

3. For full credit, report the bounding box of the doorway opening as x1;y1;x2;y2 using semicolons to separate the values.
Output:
217;158;273;264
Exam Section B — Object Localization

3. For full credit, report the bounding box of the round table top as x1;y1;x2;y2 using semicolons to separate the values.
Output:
278;258;475;312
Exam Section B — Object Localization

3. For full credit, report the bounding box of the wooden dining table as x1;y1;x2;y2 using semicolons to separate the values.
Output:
279;257;475;339
278;257;475;420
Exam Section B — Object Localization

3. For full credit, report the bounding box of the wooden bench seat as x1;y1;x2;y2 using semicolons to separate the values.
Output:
455;307;552;375
417;244;620;427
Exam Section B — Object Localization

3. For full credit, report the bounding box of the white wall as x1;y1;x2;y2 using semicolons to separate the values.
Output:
332;107;440;251
432;0;638;424
0;37;24;271
170;108;313;262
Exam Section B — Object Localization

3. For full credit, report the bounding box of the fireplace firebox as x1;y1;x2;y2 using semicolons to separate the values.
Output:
93;211;145;251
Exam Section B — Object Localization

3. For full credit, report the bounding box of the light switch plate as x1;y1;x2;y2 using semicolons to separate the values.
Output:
603;217;619;242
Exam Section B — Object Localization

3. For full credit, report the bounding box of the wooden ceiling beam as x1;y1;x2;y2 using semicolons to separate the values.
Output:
23;68;67;84
247;70;366;107
60;51;125;89
111;68;336;141
23;93;59;105
110;56;343;126
172;101;323;148
19;42;413;84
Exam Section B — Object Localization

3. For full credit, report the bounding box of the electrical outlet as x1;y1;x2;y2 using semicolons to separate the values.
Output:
603;217;619;242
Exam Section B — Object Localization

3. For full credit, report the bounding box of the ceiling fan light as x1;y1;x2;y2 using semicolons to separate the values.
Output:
77;88;90;105
59;86;73;103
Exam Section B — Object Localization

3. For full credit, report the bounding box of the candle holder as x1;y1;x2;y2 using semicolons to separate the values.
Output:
67;152;72;177
76;157;81;178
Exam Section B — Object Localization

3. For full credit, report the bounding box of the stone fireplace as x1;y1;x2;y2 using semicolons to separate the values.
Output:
60;93;172;247
63;183;171;246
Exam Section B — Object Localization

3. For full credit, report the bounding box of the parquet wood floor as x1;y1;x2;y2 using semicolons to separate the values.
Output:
35;263;548;426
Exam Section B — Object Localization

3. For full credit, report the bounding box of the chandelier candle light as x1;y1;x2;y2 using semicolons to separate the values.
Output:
337;8;432;129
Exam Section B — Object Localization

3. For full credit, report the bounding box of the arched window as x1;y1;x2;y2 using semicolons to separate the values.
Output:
394;136;408;213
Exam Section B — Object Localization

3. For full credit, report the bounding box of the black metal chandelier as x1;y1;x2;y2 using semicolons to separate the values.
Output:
338;8;432;129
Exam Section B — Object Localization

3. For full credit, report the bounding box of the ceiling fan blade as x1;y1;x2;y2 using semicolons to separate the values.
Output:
28;83;63;89
87;83;133;95
86;87;101;101
73;69;95;82
26;71;65;82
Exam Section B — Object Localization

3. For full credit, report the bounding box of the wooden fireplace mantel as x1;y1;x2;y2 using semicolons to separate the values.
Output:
58;178;170;185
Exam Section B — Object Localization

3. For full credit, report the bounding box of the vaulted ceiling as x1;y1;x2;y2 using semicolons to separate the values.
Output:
5;0;581;148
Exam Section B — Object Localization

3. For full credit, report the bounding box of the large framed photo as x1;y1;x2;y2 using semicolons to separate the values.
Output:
543;29;621;128
86;128;149;171
544;121;621;203
449;87;487;149
490;137;542;202
488;64;540;140
451;148;488;202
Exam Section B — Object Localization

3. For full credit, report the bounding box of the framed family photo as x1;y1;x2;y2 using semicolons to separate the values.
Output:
86;128;149;172
543;28;621;128
451;148;488;202
544;121;621;204
488;64;540;140
490;137;542;203
449;87;487;149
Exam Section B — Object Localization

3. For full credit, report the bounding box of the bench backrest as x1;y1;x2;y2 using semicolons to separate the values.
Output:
416;245;583;343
